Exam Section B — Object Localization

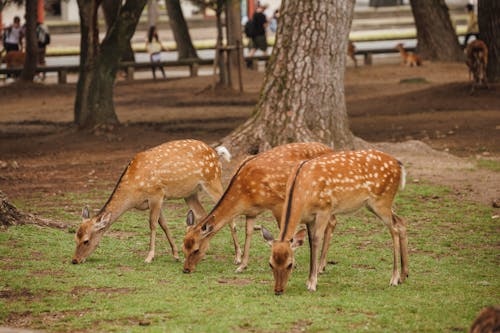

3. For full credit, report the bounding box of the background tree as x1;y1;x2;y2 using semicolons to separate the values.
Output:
409;0;463;61
166;0;199;59
74;0;147;129
221;0;356;155
19;0;37;81
478;0;499;83
102;0;135;63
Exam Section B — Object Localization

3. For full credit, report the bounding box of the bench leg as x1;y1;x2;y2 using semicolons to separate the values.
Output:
190;63;199;77
127;66;134;81
364;53;373;66
58;70;67;84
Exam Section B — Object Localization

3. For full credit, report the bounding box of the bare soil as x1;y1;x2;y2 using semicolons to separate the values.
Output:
0;62;499;217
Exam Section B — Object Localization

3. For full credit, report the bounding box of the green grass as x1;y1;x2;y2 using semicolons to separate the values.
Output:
476;159;500;172
1;183;498;332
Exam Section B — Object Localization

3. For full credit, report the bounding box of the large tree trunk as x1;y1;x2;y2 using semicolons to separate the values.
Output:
20;0;38;82
166;0;198;60
410;0;463;61
220;0;355;155
478;0;500;83
102;0;135;62
74;0;146;129
226;0;243;89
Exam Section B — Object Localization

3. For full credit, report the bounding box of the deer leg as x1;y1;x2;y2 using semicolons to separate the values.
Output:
236;216;256;273
145;198;162;263
230;220;242;265
158;211;179;261
393;213;409;282
319;215;337;273
306;212;329;292
184;193;207;220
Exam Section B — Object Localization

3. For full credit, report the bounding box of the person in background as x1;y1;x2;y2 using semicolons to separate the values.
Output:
248;4;269;58
2;16;23;52
269;9;279;34
463;3;479;47
146;25;166;80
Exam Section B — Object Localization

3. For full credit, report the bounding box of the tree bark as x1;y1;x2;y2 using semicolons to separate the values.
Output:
166;0;199;60
74;0;147;129
226;0;243;88
220;0;355;156
409;0;463;61
102;0;135;62
20;0;38;82
478;0;500;83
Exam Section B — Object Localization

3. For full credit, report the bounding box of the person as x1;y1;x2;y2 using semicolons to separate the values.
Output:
463;4;479;47
2;16;23;53
269;9;279;34
146;26;166;79
35;22;50;80
248;4;268;58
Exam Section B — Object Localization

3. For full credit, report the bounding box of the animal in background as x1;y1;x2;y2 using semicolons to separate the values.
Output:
263;150;408;295
0;49;25;69
465;39;488;94
182;142;334;274
469;306;500;333
347;40;358;67
72;139;237;265
395;43;422;67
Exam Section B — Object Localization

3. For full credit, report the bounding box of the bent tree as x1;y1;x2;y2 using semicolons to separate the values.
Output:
221;0;355;155
166;0;199;59
409;0;463;61
74;0;147;129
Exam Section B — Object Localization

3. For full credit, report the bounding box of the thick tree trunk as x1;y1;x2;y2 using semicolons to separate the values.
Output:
74;0;147;129
20;0;38;81
102;0;135;62
166;0;199;60
410;0;463;61
478;0;500;83
221;0;355;155
226;0;243;89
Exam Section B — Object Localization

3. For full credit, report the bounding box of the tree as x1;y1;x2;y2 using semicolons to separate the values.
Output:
102;0;135;63
220;0;356;155
74;0;147;129
478;0;500;83
166;0;199;59
409;0;463;61
19;0;37;81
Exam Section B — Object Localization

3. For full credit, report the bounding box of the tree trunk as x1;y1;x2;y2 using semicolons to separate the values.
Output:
226;0;243;89
478;0;500;83
74;0;147;129
214;3;227;86
102;0;135;62
20;0;38;81
166;0;199;59
220;1;355;156
410;0;463;61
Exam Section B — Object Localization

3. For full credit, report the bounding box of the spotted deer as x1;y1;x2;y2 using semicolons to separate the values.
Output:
348;40;358;67
262;149;408;295
465;39;488;94
72;139;237;264
395;43;422;67
182;142;334;274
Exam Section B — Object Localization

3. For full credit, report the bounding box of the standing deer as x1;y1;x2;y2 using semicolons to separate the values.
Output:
465;39;488;94
262;149;408;295
347;40;358;68
71;139;237;264
182;142;334;274
395;43;422;67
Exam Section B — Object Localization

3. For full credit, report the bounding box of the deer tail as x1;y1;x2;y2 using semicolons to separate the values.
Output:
397;160;406;191
215;146;231;162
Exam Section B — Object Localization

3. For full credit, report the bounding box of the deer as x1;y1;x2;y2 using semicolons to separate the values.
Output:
182;142;334;274
262;149;408;295
71;139;239;265
0;49;25;78
465;39;488;94
395;43;422;67
347;40;358;68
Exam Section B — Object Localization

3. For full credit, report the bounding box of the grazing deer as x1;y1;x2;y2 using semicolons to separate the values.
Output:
347;40;358;67
262;149;408;295
465;39;488;94
72;139;237;264
0;49;25;78
182;142;334;274
395;43;422;67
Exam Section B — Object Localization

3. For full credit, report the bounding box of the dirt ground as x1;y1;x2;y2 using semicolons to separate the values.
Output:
0;62;499;217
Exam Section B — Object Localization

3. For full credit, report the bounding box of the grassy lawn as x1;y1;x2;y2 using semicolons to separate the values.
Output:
0;183;498;332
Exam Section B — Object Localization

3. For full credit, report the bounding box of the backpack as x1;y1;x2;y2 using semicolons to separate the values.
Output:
36;25;50;46
244;19;255;38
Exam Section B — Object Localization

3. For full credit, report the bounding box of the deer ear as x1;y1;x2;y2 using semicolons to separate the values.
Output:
95;213;111;231
291;228;307;250
186;210;196;227
82;206;90;219
261;227;274;246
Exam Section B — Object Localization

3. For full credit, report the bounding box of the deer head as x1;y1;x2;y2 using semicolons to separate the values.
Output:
262;227;307;295
72;207;111;264
182;210;214;273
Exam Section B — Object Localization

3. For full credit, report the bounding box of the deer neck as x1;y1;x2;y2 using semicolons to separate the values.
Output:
206;195;242;233
399;48;407;58
97;186;134;227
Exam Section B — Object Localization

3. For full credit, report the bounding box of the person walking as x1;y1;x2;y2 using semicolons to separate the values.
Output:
248;4;269;58
2;16;23;52
146;26;166;79
463;4;479;47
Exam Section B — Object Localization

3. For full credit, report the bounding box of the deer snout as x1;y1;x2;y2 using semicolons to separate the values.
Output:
274;289;284;296
183;268;191;274
71;258;79;264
